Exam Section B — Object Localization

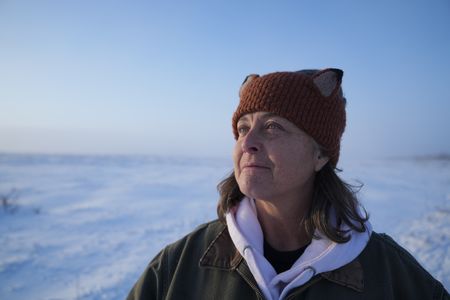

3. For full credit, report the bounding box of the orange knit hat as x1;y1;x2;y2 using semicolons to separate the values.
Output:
232;68;346;166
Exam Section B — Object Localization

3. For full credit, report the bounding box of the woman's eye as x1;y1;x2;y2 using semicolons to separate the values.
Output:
266;122;283;130
237;126;249;136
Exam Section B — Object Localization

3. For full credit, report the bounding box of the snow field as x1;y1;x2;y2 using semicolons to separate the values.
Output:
0;154;448;299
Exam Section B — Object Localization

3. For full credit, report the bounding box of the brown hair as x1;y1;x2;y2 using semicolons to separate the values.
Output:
216;162;369;244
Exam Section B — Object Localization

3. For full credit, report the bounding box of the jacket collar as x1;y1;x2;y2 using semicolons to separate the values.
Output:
200;225;243;270
199;224;364;292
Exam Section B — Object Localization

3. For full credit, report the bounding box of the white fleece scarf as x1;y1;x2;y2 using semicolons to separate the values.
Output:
226;197;372;300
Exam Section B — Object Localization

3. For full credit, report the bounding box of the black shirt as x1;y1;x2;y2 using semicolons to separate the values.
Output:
263;240;309;274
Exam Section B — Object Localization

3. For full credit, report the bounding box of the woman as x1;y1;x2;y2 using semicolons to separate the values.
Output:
128;68;448;299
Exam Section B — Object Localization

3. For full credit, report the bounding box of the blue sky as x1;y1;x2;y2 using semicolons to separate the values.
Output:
1;0;449;163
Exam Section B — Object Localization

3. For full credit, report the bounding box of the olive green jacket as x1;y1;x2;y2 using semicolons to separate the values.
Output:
128;220;449;300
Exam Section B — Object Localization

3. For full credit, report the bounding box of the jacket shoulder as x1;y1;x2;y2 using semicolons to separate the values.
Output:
127;220;226;300
359;232;448;299
370;233;429;269
162;219;226;257
149;219;226;270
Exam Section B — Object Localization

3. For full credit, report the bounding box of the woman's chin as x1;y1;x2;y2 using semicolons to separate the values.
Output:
240;186;272;201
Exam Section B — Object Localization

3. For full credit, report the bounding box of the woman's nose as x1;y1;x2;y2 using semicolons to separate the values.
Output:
241;129;261;154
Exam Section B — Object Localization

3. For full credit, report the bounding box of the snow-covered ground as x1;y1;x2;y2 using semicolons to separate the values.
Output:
0;153;448;299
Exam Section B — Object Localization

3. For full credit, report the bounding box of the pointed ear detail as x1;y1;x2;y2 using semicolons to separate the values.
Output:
239;74;259;98
312;68;343;97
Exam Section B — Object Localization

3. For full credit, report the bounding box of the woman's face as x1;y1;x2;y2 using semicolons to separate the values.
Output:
233;112;326;202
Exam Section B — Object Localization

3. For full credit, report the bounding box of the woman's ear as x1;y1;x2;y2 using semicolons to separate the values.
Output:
312;68;343;97
239;74;259;98
314;152;329;172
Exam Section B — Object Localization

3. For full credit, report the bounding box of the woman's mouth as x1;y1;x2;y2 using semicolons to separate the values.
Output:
241;163;270;171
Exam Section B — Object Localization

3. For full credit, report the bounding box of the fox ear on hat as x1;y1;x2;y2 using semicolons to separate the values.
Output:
312;68;343;97
239;74;259;98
